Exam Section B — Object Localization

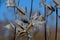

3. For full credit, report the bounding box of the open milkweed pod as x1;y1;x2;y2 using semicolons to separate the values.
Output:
30;15;45;26
37;15;46;24
46;5;55;11
15;6;26;15
39;1;55;16
54;0;60;8
17;23;25;30
53;1;58;6
38;15;45;21
17;31;26;37
46;4;55;16
6;0;15;7
15;19;25;30
31;11;39;20
26;23;33;32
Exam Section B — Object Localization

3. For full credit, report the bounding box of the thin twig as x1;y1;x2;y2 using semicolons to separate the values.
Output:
30;0;33;19
55;6;58;40
44;0;47;40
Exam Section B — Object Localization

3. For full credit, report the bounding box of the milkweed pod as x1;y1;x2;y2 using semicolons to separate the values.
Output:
17;32;26;37
15;6;26;15
46;4;55;16
54;0;60;8
26;23;33;32
31;11;41;20
46;5;55;11
6;0;15;7
18;23;25;30
38;15;45;21
54;0;60;5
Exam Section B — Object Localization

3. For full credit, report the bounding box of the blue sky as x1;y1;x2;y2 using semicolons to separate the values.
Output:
0;0;60;27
